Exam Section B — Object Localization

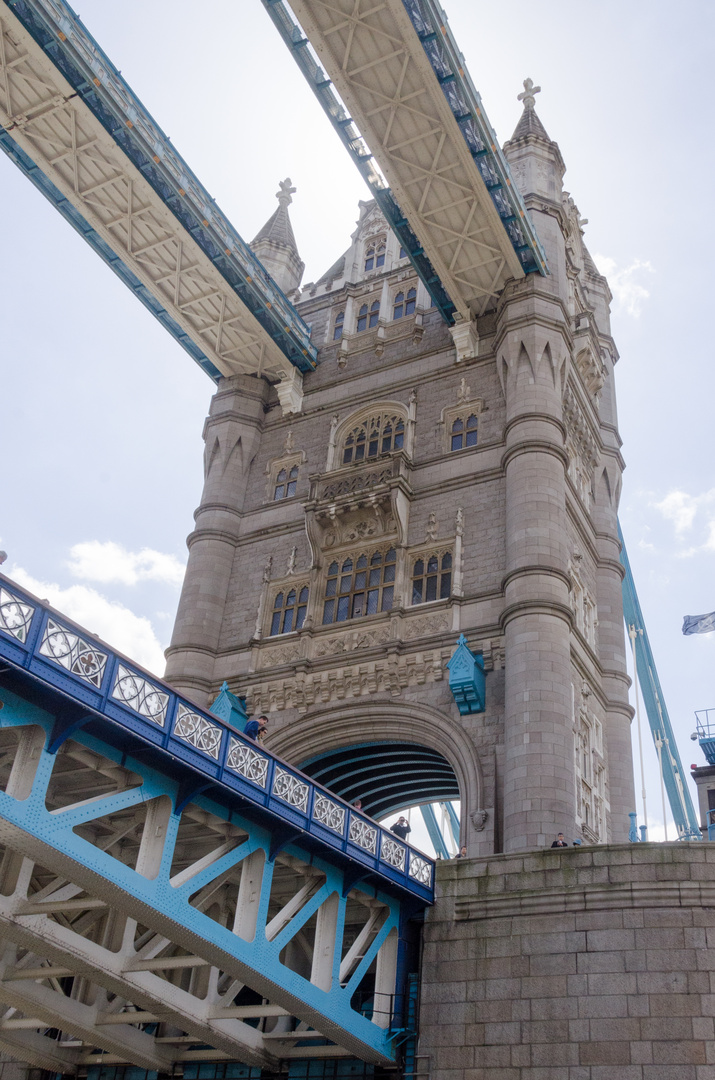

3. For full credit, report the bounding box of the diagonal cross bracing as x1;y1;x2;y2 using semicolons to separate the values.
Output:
0;571;433;1069
0;0;317;382
268;0;548;317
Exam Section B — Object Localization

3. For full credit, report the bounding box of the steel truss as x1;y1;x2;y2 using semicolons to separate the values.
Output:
274;0;547;319
0;573;434;1070
0;0;316;382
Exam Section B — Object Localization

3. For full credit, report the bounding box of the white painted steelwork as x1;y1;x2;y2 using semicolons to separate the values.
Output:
287;0;537;316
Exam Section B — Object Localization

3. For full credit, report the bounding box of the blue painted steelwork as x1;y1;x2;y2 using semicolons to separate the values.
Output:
210;681;249;732
0;124;222;382
447;634;485;715
2;0;317;376
442;800;460;845
418;804;449;860
0;575;436;1062
628;812;639;843
261;0;456;324
0;570;434;904
695;708;715;765
619;522;701;840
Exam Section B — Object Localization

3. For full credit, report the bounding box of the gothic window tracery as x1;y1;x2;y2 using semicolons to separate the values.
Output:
270;586;309;636
322;548;396;624
411;552;452;604
393;288;416;320
450;413;478;451
364;237;386;272
357;300;380;332
274;464;299;501
333;310;345;341
573;688;607;843
342;413;405;465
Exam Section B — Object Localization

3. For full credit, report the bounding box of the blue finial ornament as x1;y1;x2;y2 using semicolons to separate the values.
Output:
447;635;486;715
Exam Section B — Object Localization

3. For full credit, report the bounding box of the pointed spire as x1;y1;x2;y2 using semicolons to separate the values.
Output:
250;178;305;296
510;78;551;142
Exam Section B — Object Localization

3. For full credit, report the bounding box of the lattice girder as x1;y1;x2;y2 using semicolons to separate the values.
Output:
0;3;316;381
287;0;533;316
0;697;405;1068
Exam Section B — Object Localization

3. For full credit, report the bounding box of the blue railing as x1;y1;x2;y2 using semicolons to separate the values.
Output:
0;571;434;903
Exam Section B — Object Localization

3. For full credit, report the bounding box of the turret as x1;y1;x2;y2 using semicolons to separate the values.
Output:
250;178;305;297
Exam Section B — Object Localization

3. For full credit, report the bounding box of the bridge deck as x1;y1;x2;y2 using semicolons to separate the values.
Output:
0;0;316;382
0;572;432;1069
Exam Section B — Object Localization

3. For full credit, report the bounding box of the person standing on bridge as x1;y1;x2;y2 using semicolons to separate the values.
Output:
244;715;268;741
391;816;411;840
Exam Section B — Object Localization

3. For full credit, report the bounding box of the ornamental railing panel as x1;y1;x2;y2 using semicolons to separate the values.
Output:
39;618;107;688
174;704;222;760
349;813;378;854
226;737;269;788
112;664;169;726
0;586;34;643
380;835;406;872
312;793;346;834
273;766;310;812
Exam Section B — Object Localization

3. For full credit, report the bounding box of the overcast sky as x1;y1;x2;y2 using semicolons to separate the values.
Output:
1;0;713;846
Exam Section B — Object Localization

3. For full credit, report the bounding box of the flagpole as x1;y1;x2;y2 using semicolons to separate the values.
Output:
629;624;648;838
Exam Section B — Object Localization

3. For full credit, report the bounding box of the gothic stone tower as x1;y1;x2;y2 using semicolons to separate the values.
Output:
165;88;635;857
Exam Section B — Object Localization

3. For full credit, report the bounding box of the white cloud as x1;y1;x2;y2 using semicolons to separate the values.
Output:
593;254;654;317
67;540;185;587
651;488;715;557
9;567;167;675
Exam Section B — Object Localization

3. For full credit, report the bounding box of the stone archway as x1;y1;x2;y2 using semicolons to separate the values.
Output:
267;699;492;854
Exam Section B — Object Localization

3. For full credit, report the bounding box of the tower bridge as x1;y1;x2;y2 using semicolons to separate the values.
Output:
2;0;714;1077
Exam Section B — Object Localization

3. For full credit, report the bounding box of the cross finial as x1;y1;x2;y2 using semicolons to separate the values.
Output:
276;177;296;207
517;78;541;110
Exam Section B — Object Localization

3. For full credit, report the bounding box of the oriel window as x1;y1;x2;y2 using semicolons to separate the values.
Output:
270;586;309;635
322;548;396;624
342;415;405;465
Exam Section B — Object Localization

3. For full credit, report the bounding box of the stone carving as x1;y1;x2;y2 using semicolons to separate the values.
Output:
262;557;273;584
287;546;297;575
246;645;449;713
284;429;295;453
320;465;393;501
425;511;438;542
314;625;391;658
457;378;471;404
403;613;451;640
257;642;303;669
471;809;488;832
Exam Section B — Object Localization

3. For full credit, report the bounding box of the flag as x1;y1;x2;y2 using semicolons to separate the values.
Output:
683;612;715;636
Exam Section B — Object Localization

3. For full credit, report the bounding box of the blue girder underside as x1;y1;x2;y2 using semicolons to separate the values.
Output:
3;0;317;376
0;124;222;382
618;521;701;840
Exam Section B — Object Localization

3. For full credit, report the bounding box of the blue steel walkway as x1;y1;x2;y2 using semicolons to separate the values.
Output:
0;572;433;1069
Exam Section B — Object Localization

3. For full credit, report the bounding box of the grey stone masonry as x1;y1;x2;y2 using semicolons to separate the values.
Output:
420;843;715;1080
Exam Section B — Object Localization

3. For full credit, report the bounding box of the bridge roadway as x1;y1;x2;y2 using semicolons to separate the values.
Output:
0;571;433;1071
0;0;316;386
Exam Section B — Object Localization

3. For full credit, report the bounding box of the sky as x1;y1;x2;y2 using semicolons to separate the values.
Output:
1;0;713;849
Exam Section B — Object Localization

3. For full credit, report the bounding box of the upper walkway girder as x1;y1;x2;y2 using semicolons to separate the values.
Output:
276;0;548;319
0;0;317;382
0;571;433;1069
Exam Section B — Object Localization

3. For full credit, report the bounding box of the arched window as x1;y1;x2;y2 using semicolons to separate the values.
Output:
342;413;405;465
393;292;404;320
369;300;380;328
274;464;299;500
322;548;396;624
333;311;345;341
411;552;452;605
270;586;309;635
450;414;478;452
405;287;416;316
356;304;368;333
375;241;386;268
364;246;375;272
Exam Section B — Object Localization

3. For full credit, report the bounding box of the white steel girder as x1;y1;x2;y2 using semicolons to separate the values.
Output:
0;10;291;382
288;0;525;316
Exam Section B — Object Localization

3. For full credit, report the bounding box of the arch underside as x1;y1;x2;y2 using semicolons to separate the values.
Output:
299;740;459;819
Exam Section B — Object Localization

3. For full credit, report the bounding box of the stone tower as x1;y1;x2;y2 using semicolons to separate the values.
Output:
165;85;635;854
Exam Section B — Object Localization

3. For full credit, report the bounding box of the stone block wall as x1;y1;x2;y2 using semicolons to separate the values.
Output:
420;843;715;1078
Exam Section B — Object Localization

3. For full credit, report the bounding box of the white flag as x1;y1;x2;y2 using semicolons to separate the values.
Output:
683;612;715;636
